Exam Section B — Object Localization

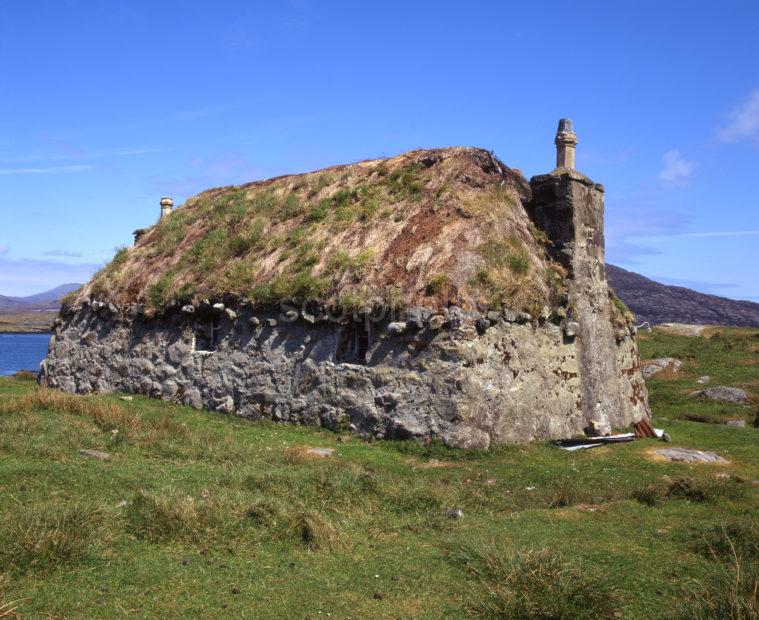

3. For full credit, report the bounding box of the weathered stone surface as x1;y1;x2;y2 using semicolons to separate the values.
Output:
654;448;729;464
688;386;748;404
529;171;650;436
387;322;407;335
79;448;110;461
40;302;649;446
642;357;683;379
726;419;746;427
697;375;710;385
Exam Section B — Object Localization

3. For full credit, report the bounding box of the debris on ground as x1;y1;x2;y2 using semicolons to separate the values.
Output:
555;433;635;451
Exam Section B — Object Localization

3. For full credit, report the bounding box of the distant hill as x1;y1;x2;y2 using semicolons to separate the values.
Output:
607;264;759;327
0;283;81;314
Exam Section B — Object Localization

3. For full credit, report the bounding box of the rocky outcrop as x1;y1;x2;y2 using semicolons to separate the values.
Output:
41;301;648;448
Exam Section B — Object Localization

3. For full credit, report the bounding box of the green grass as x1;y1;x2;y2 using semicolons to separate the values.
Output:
0;328;757;617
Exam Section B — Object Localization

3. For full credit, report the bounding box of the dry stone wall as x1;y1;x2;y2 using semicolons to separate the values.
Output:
40;302;649;448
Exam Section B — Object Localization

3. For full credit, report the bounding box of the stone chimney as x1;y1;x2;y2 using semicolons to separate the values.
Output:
554;118;578;170
529;119;651;436
160;197;174;220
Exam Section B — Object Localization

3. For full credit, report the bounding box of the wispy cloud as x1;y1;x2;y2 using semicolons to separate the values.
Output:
645;230;759;239
43;249;84;258
0;164;97;175
175;102;254;122
717;88;759;143
0;147;168;166
658;149;695;185
0;245;9;255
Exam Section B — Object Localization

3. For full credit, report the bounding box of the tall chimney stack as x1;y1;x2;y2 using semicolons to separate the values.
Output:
160;197;174;220
555;118;578;170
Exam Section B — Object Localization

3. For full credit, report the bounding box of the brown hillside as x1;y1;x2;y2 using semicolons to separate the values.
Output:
78;147;567;314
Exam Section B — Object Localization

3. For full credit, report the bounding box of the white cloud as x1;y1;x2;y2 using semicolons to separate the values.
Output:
43;249;83;258
718;89;759;143
0;164;97;175
646;230;759;239
658;150;695;185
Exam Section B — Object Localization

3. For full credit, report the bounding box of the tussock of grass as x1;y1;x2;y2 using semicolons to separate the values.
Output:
292;511;338;551
0;505;102;574
125;490;233;544
447;546;622;619
690;519;759;563
666;476;746;503
2;389;142;436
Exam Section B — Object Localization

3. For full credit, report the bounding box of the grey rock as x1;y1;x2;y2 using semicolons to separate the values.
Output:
182;389;203;409
225;308;237;320
642;357;683;379
502;308;518;322
564;321;579;338
726;419;746;427
212;303;225;312
688;386;748;404
442;508;464;520
250;316;260;327
655;448;729;464
428;315;446;330
79;449;110;461
697;375;710;385
387;322;408;335
486;311;501;324
181;304;195;314
266;318;278;327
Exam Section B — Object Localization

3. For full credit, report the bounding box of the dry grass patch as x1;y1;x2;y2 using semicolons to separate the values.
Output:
0;505;102;574
1;388;187;445
447;546;623;619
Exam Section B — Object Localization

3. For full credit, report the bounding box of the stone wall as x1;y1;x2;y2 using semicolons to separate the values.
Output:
40;301;649;448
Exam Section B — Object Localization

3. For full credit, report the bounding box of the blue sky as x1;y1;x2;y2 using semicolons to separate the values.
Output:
1;1;757;299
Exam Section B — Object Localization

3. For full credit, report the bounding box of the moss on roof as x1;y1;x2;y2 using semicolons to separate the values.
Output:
82;147;567;314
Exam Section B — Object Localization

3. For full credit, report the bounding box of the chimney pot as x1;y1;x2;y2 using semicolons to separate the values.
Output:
160;197;174;220
554;118;578;170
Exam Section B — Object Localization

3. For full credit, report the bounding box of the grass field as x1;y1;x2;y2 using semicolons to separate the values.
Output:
0;327;756;618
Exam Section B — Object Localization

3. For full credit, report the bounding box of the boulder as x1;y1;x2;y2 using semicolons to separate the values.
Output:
688;386;748;404
654;448;728;464
642;357;683;379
